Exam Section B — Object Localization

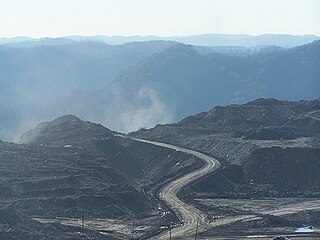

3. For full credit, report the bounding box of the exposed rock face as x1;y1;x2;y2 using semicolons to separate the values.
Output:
178;98;320;138
245;147;320;192
0;140;153;220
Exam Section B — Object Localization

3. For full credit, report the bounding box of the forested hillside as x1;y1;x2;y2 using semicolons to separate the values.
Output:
0;40;319;141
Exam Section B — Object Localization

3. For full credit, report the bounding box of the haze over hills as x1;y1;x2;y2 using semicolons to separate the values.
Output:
0;40;176;141
1;0;319;237
107;41;320;126
1;34;319;47
1;0;320;236
0;39;319;141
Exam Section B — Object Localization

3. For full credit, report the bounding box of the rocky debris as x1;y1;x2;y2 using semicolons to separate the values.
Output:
0;140;154;219
132;98;320;197
19;115;113;146
2;98;320;238
0;206;119;240
1;115;204;238
94;137;202;189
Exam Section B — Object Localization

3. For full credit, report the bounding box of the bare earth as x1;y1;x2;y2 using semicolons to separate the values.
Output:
35;136;320;239
130;138;320;240
130;137;221;239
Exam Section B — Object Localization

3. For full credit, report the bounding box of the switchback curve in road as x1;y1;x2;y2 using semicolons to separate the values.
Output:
128;137;220;240
306;110;320;121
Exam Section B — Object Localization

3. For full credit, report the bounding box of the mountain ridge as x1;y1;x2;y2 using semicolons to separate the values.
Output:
1;34;319;47
0;40;319;141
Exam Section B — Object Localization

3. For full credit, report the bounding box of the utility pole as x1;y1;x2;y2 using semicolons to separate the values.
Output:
169;222;172;240
131;214;135;240
81;207;85;235
194;218;199;240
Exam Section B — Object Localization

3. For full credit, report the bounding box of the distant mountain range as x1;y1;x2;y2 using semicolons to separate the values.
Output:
95;40;320;132
0;41;176;140
1;34;319;47
0;38;319;141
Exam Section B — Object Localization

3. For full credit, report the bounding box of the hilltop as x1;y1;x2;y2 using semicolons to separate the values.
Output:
0;115;201;239
133;98;320;196
1;40;319;141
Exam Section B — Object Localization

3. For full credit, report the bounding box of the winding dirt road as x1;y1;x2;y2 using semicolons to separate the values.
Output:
306;110;320;121
129;138;220;239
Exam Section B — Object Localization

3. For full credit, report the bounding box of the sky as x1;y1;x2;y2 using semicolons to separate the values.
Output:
0;0;319;38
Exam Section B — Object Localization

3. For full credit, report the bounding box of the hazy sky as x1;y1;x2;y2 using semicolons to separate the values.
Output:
1;0;319;37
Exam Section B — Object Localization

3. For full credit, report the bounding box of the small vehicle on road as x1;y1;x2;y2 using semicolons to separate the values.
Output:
273;236;290;240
